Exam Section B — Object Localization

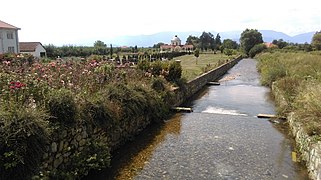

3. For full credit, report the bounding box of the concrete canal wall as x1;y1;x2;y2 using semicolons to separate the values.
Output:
173;55;242;106
272;85;321;180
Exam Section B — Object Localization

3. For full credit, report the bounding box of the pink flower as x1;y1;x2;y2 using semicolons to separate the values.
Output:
9;81;26;89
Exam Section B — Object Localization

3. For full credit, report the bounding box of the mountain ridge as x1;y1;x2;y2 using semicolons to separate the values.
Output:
81;30;316;47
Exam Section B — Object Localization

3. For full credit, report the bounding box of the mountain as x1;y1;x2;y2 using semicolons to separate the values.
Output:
104;30;315;47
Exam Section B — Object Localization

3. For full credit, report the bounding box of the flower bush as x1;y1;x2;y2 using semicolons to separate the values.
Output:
0;54;174;178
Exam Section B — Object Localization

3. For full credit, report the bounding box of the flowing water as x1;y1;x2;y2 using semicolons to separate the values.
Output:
85;58;308;179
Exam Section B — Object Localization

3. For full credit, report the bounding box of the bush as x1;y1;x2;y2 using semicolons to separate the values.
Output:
46;89;77;126
0;106;49;180
165;61;182;82
151;77;166;92
150;60;163;76
249;44;267;58
137;59;150;72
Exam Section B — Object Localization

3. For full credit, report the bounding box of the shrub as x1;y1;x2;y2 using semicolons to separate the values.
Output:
165;61;182;82
137;59;150;72
81;95;116;131
46;89;77;126
249;44;267;58
151;77;166;92
0;106;49;180
150;60;163;76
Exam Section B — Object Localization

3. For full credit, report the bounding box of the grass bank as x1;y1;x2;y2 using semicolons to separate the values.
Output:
173;53;237;81
256;51;321;137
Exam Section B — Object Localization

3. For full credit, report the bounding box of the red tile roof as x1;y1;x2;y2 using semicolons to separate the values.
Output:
19;42;43;52
0;20;20;30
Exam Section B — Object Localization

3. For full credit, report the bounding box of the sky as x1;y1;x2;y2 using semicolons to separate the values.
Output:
1;0;320;46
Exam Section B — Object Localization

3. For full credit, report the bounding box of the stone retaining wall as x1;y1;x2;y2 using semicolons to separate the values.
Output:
272;84;321;180
173;55;242;106
37;56;242;178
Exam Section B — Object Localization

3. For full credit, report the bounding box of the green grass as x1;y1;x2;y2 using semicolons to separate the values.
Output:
173;53;236;81
257;51;321;136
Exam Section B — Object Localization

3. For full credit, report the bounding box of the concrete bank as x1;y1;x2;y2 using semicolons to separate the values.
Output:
173;55;242;106
272;84;321;180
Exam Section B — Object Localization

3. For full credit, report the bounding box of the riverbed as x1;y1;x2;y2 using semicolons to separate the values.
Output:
85;58;308;179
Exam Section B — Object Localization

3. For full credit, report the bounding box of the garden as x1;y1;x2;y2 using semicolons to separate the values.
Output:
0;53;184;179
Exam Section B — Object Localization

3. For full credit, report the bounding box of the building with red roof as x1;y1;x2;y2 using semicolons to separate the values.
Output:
160;35;194;52
0;20;20;54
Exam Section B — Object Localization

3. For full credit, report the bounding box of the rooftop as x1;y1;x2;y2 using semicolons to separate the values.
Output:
19;42;43;52
0;20;20;30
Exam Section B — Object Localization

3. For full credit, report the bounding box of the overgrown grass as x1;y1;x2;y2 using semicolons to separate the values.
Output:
174;53;237;81
257;51;321;136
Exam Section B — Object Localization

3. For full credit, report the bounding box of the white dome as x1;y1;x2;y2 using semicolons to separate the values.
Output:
172;35;181;41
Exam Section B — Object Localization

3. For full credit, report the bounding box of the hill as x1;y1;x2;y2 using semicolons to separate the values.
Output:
103;30;315;47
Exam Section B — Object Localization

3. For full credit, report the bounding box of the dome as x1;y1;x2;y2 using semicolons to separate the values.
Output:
172;35;181;41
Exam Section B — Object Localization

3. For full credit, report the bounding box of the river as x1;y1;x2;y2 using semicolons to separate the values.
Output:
84;58;308;179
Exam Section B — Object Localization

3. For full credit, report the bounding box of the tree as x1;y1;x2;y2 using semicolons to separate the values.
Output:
186;35;200;49
311;31;321;50
153;42;165;48
199;32;215;51
248;44;266;58
272;39;288;49
93;40;107;55
110;44;113;59
240;29;263;55
94;40;107;48
194;48;200;64
214;33;222;51
222;39;238;50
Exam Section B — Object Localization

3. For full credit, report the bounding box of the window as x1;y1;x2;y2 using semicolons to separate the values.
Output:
7;32;14;39
8;47;15;53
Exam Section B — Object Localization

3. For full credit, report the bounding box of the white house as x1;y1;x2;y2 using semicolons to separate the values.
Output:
19;42;46;58
0;20;20;54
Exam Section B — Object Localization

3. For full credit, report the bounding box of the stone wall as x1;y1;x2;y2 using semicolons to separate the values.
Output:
272;84;321;180
36;56;242;178
173;55;242;106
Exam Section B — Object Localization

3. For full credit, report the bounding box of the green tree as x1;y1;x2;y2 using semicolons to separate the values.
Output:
186;35;200;49
222;39;238;50
94;40;107;48
110;44;113;59
311;31;321;50
214;33;222;51
272;39;288;49
240;29;263;55
200;32;215;51
153;42;165;48
248;44;266;58
94;40;107;55
194;48;200;64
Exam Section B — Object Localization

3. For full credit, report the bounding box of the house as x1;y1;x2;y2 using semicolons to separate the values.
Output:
264;42;277;48
160;35;194;52
0;20;20;54
19;42;46;58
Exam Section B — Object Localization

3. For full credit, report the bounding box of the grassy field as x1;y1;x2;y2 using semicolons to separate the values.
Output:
173;53;236;81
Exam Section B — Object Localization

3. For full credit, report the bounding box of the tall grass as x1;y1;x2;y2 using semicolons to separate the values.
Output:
257;51;321;135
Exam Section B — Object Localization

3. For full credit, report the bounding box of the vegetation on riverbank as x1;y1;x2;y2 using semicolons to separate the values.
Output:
256;51;321;136
0;54;180;179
